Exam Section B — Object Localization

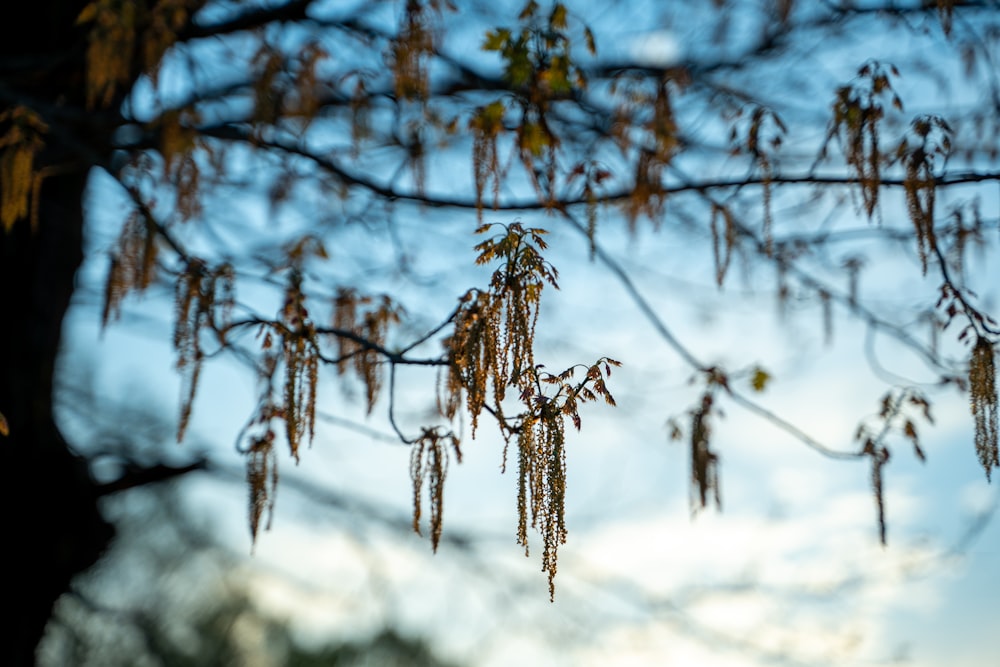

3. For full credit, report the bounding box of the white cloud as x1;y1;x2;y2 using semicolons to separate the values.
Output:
627;30;682;67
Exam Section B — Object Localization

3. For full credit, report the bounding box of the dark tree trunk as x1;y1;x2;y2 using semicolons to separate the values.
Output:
0;167;114;667
1;3;115;664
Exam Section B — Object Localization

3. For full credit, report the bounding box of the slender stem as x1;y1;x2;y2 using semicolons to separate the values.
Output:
559;209;863;460
387;363;416;445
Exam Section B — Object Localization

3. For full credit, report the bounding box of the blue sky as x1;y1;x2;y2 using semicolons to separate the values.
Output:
64;177;1000;665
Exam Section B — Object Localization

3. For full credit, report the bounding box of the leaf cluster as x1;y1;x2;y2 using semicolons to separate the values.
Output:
823;61;903;219
77;0;197;109
969;336;999;481
174;260;235;442
513;358;619;597
854;388;935;543
0;106;48;231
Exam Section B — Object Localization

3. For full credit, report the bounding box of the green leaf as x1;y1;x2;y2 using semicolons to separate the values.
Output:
482;29;509;52
547;55;572;93
482;100;506;124
550;4;568;30
505;42;533;86
750;367;771;393
520;121;548;156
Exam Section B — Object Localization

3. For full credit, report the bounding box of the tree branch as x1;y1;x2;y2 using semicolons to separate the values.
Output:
97;458;208;496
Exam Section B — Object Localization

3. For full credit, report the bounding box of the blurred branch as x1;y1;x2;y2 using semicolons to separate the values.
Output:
96;458;209;496
178;0;316;42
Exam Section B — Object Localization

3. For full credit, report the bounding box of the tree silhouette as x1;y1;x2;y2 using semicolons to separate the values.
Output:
3;1;1000;663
